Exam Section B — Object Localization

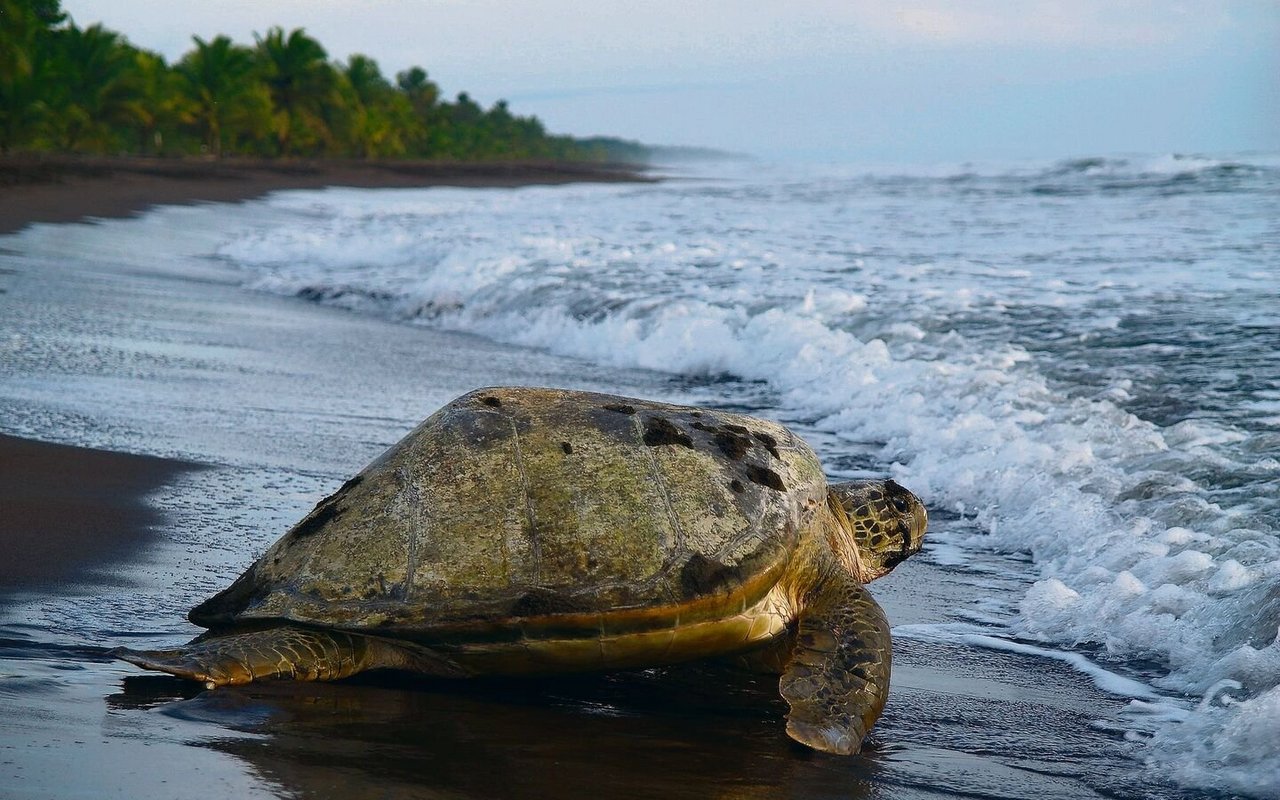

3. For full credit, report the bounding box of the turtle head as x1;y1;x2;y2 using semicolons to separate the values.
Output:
827;479;927;581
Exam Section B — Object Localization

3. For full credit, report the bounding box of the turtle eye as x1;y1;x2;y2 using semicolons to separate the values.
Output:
891;495;909;513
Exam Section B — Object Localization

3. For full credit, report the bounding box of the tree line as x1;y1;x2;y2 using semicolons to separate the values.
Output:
0;0;648;162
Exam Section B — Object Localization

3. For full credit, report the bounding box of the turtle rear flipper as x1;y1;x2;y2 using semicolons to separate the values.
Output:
780;574;891;755
113;626;465;689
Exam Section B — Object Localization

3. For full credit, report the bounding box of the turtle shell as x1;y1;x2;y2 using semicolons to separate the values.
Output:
191;387;830;638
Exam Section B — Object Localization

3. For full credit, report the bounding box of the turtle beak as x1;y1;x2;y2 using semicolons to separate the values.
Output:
885;480;927;567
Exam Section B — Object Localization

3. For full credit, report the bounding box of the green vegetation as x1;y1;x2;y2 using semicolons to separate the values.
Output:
0;1;650;162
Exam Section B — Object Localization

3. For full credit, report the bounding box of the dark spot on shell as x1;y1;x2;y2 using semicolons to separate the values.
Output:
450;406;516;444
691;421;752;460
291;497;343;539
603;403;636;415
714;431;750;460
745;464;786;492
480;396;502;407
643;416;694;449
587;406;636;441
509;588;588;616
729;478;746;493
561;441;573;454
752;431;780;459
679;552;737;595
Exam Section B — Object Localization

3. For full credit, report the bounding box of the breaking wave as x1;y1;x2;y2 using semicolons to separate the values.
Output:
216;153;1280;796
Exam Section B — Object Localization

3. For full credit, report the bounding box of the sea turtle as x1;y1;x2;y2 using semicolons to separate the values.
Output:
115;386;927;754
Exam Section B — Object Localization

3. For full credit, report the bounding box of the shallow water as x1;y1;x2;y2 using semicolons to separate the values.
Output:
1;153;1276;798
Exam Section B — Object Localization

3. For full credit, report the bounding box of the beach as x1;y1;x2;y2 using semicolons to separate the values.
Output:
0;154;651;236
0;160;1257;799
0;434;199;587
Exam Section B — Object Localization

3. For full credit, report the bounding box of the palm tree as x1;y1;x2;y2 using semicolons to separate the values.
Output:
395;66;439;116
0;0;62;76
254;26;333;155
346;55;394;106
0;6;605;161
130;49;186;153
337;54;418;157
44;23;145;151
394;66;439;155
0;0;64;151
177;35;269;156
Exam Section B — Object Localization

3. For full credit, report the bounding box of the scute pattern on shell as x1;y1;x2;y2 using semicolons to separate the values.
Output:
191;387;832;636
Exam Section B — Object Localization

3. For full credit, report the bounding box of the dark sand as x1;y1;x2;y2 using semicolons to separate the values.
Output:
0;153;651;235
0;434;198;587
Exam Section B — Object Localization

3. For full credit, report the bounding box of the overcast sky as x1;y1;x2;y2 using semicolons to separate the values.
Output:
62;1;1278;163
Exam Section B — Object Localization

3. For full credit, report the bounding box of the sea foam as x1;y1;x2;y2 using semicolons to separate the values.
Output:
215;156;1280;795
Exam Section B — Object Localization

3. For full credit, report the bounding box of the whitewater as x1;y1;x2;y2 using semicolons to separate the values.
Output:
199;153;1278;796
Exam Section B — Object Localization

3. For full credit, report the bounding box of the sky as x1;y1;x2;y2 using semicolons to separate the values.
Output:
61;0;1279;164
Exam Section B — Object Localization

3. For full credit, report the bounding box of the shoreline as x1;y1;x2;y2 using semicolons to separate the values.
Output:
0;152;652;587
0;433;200;589
0;153;653;236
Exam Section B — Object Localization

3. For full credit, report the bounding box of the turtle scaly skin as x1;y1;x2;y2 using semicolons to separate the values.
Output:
115;387;927;754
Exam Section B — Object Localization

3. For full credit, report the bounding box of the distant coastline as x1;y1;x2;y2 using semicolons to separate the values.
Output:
2;4;659;163
0;1;747;236
0;153;654;236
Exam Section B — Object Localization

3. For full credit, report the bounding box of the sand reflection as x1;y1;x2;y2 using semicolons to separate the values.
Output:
111;666;887;800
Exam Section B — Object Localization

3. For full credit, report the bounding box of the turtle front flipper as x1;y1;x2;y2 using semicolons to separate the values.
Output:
113;626;465;689
780;575;892;755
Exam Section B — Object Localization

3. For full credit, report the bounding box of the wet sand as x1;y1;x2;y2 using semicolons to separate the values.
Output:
0;153;651;235
0;184;1199;800
0;434;199;588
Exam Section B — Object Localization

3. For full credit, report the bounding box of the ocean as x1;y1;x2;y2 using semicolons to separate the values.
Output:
1;152;1277;798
